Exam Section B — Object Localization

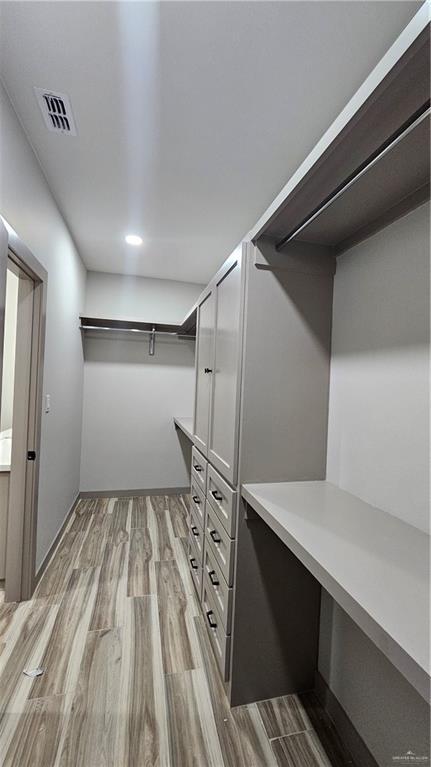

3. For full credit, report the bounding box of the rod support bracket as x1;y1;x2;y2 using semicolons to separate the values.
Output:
149;326;156;356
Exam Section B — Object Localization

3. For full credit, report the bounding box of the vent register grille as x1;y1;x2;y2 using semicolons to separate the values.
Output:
34;88;77;135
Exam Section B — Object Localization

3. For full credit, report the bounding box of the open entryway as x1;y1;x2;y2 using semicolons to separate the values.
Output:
0;220;47;603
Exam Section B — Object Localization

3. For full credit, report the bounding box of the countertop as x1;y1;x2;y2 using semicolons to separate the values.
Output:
242;480;430;701
173;416;194;443
0;431;11;472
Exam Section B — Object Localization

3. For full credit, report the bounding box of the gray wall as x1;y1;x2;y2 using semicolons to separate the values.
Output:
322;204;430;765
80;271;201;492
319;591;430;766
85;270;201;323
327;203;429;533
0;82;86;569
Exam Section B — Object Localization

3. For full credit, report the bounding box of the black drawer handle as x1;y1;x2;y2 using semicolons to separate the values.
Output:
191;525;199;537
192;495;201;504
190;557;198;570
211;490;223;502
206;610;217;629
209;570;220;586
193;464;202;472
204;368;213;373
210;530;221;544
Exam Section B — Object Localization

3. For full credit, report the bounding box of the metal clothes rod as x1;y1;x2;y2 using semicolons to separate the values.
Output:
275;105;431;251
80;325;195;339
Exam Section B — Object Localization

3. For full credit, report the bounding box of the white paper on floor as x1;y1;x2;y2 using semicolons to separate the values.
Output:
23;667;44;677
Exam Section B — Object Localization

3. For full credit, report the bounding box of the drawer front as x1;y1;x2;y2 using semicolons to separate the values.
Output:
190;480;205;529
202;578;231;681
207;465;237;538
189;501;205;561
191;447;208;494
203;547;233;633
188;535;203;598
205;501;235;587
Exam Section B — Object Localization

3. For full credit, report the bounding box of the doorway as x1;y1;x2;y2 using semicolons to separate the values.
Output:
0;221;47;602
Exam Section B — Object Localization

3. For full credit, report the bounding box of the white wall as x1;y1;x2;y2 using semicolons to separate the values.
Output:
85;271;201;324
321;204;430;765
0;82;86;569
80;271;202;492
0;269;18;432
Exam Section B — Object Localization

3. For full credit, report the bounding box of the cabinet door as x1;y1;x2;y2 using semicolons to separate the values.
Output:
208;248;243;485
193;289;215;455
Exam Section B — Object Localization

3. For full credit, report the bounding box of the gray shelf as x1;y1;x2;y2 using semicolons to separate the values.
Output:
79;316;194;335
79;315;196;338
249;18;430;256
241;480;430;701
292;109;430;253
173;416;194;442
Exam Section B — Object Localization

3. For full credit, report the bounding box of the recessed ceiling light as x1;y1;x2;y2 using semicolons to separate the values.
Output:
125;234;143;246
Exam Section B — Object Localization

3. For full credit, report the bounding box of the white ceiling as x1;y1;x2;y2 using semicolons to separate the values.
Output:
0;1;420;284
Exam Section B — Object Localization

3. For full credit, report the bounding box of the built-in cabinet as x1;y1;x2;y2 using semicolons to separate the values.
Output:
188;238;334;696
182;6;431;764
192;248;243;486
192;289;214;456
207;250;243;486
184;10;430;764
188;443;237;681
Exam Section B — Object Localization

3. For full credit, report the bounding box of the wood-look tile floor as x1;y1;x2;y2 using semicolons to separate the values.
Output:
0;495;353;767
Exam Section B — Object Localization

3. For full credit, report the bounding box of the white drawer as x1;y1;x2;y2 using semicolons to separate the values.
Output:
191;447;208;494
189;501;205;562
190;479;205;529
207;464;237;538
203;546;233;634
205;501;235;587
188;535;203;599
202;578;231;681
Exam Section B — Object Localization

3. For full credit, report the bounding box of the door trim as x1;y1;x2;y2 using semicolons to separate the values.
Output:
0;223;7;414
4;225;47;602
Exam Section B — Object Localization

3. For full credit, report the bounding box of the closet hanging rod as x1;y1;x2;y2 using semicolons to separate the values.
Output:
80;324;195;339
275;104;431;251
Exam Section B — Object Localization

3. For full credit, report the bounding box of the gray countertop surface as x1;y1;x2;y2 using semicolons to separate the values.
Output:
173;416;194;443
242;479;430;701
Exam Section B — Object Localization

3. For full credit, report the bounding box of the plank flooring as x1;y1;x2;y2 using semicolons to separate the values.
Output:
0;493;352;766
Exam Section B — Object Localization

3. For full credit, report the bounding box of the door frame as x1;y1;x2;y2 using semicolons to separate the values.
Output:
4;224;47;602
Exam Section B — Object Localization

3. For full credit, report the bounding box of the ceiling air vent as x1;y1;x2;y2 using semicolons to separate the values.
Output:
34;88;77;135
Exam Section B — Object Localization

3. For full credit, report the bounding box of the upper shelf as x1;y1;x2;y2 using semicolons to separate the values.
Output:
80;316;195;337
241;480;430;702
249;10;430;255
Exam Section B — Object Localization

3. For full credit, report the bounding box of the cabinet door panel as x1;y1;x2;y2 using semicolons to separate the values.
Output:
208;251;243;484
193;290;215;455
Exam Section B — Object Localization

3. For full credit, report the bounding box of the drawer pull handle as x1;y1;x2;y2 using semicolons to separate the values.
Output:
192;495;201;504
191;526;199;537
193;464;202;472
190;557;198;570
211;490;223;502
210;530;221;544
209;570;220;586
206;610;217;629
204;368;213;374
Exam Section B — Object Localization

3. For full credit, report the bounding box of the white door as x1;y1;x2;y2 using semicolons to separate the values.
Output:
193;289;215;455
208;247;243;485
